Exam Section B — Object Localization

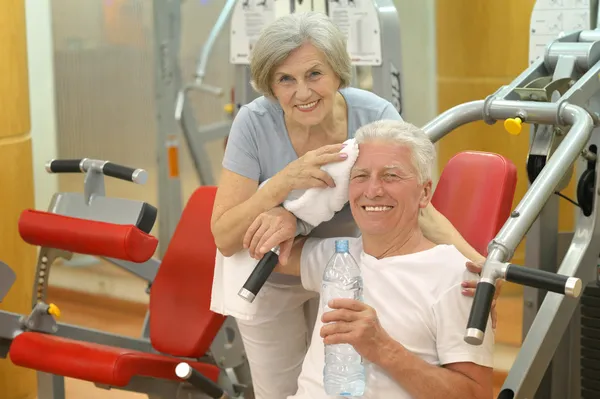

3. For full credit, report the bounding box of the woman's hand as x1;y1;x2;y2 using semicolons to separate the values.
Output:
280;143;348;191
243;207;297;265
462;260;503;329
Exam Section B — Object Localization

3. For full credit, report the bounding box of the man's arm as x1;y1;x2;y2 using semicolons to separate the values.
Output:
419;203;486;264
274;236;341;292
273;236;308;277
321;298;493;399
375;338;492;399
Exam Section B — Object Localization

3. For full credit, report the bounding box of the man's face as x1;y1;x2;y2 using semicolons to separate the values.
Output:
349;141;432;237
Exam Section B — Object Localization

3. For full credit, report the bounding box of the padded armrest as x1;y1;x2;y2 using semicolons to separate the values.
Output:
18;210;158;263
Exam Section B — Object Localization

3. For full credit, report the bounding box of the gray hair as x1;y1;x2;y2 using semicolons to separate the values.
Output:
355;120;436;184
249;12;352;98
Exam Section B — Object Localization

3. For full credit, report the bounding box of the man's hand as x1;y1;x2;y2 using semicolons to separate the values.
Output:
462;260;503;329
320;298;392;363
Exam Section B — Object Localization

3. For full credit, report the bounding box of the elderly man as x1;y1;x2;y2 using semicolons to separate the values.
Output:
273;119;495;399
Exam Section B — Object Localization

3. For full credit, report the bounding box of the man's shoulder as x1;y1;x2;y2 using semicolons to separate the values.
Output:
420;244;476;284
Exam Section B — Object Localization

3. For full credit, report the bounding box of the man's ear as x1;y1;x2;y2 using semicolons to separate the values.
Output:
419;180;433;208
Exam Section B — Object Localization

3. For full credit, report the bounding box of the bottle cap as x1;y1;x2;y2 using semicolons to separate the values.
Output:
335;239;349;253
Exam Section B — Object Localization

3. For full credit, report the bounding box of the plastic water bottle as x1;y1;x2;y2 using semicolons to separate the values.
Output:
322;239;365;396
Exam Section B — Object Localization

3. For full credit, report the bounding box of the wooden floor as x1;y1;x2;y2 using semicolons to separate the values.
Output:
19;286;522;398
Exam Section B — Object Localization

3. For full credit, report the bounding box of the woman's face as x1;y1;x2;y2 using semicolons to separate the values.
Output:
270;42;341;128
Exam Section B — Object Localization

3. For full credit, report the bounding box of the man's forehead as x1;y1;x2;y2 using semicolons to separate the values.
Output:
351;163;405;171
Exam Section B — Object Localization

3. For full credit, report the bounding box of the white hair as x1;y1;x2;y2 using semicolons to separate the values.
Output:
355;119;436;184
249;12;352;97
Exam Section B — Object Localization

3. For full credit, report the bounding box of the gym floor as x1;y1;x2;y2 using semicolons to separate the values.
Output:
33;283;522;398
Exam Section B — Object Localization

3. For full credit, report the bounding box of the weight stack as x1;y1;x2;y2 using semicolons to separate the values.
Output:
581;282;600;399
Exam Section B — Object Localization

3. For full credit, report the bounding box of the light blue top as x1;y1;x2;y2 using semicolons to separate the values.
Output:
222;87;403;284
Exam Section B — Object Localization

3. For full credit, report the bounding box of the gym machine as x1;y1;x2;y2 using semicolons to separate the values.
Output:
420;8;600;399
0;160;252;398
166;0;403;252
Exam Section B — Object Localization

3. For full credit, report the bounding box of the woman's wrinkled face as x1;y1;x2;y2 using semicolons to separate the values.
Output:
270;42;341;127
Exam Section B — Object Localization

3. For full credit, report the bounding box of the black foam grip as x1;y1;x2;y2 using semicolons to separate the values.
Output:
505;264;570;294
136;203;158;234
242;250;280;297
48;159;82;173
102;162;137;182
182;367;224;398
467;281;495;334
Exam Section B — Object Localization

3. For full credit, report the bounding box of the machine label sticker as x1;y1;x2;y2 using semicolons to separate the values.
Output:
230;0;280;64
529;0;590;65
327;0;382;66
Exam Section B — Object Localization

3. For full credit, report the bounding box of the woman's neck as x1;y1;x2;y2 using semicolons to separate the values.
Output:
285;92;347;153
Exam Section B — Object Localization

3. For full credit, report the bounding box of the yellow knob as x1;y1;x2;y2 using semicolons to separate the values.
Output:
48;303;61;318
504;117;523;135
224;103;234;114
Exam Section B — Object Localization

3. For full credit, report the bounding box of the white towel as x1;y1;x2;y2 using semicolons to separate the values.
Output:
210;138;359;321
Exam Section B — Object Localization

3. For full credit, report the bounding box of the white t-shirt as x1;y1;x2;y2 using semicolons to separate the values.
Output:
289;237;495;399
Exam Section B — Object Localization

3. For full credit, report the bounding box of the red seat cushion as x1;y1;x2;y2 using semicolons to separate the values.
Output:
18;210;158;263
431;151;517;256
149;186;225;358
9;332;220;387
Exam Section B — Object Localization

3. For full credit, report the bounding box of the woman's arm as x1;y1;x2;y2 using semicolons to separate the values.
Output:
419;203;486;264
211;170;291;257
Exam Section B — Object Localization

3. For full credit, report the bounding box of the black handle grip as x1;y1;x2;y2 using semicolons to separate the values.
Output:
102;162;137;182
505;264;575;295
46;159;83;173
465;281;495;345
239;249;280;302
175;363;226;398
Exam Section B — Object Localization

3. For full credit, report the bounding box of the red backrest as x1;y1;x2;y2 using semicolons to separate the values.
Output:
431;151;517;257
149;186;226;357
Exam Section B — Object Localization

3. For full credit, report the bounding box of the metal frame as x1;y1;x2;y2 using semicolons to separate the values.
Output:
0;163;251;398
422;27;600;398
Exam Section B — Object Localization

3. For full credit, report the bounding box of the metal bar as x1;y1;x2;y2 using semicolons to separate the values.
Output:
0;311;154;353
545;42;600;72
38;372;65;399
152;0;184;257
102;257;160;284
486;104;593;261
462;103;594;346
486;100;561;124
493;57;548;100
499;202;600;398
560;58;600;105
371;0;403;115
180;99;219;186
194;0;237;81
578;29;600;42
522;197;560;399
197;121;232;142
421;100;485;143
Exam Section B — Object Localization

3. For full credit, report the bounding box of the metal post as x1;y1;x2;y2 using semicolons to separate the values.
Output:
37;372;65;399
371;0;403;115
152;0;184;257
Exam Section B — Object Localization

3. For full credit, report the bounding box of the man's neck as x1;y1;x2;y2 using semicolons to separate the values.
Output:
362;226;435;260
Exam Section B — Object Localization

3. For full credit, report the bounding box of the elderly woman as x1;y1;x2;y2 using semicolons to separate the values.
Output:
210;11;493;399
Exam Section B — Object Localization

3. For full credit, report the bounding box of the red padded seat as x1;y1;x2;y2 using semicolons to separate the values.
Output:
431;151;517;256
18;210;158;263
9;332;220;386
149;186;226;357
